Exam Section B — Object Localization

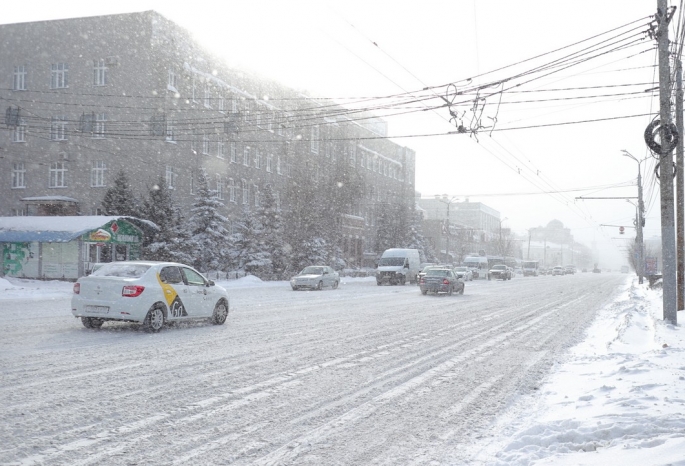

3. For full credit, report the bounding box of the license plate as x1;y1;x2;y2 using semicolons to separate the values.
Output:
85;305;109;314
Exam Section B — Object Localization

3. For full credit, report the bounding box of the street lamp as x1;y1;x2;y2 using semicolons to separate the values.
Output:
437;195;459;263
621;149;645;284
498;217;508;256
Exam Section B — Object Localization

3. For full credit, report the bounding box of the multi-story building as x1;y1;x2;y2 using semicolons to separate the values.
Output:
416;195;501;261
0;11;416;267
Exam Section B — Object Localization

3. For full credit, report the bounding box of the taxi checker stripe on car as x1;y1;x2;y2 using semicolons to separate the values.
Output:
156;274;188;318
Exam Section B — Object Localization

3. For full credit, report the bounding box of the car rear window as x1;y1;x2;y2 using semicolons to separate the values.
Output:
92;263;151;278
426;269;449;277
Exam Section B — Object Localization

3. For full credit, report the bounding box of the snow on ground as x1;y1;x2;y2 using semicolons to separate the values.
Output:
471;278;685;465
1;275;683;465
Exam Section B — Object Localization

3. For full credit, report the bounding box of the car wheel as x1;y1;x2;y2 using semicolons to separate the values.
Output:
377;281;382;286
81;317;103;329
400;275;406;285
142;306;165;333
317;281;323;290
211;300;228;325
421;289;428;295
460;284;465;295
332;280;339;289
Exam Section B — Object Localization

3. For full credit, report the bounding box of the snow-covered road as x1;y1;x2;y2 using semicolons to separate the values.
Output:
0;273;626;465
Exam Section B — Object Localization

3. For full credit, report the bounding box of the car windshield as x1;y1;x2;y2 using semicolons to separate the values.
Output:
301;267;324;275
492;265;507;270
91;263;151;278
455;267;467;272
378;257;405;267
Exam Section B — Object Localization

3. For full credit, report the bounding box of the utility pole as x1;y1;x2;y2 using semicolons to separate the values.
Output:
676;60;684;309
657;0;678;324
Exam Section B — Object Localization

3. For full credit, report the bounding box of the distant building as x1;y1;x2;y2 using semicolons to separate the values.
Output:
416;196;501;262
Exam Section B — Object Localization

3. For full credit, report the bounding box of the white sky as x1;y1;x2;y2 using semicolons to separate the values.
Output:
1;0;673;268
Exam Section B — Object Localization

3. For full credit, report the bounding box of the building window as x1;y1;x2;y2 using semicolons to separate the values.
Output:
166;166;176;189
266;113;273;132
165;118;175;142
242;179;248;204
254;185;259;206
216;175;224;200
51;63;68;89
190;171;195;194
94;113;107;138
204;85;212;108
276;156;282;175
217;138;225;158
49;162;67;188
275;191;281;209
311;125;320;154
11;162;26;188
13;65;26;91
349;145;356;166
11;208;26;216
91;161;106;187
50;116;67;141
243;147;250;166
202;133;210;155
11;118;26;142
255;149;261;169
266;154;273;173
230;141;237;163
218;94;225;112
168;67;177;91
229;178;235;203
93;59;107;86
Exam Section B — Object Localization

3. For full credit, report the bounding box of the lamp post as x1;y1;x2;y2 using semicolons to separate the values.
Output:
621;150;646;285
437;195;459;264
498;217;508;257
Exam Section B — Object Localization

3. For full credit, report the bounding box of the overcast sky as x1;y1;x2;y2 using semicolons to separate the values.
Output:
2;1;672;268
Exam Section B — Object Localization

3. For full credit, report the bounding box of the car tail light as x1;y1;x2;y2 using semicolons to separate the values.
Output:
443;279;450;285
420;278;425;284
122;285;145;297
73;283;80;294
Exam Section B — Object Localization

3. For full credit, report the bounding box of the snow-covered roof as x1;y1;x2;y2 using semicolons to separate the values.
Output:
20;196;79;202
0;216;156;243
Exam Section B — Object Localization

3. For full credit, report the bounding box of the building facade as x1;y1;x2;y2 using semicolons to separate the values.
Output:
0;11;416;267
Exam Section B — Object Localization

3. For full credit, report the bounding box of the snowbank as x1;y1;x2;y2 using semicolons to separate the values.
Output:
477;279;685;465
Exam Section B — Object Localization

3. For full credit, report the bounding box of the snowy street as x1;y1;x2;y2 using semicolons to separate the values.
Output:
0;273;629;465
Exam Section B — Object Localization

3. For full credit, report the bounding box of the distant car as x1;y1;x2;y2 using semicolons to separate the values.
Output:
593;267;601;273
453;266;473;281
564;265;575;275
514;267;523;276
488;264;511;280
71;261;230;332
419;268;464;295
291;266;339;290
416;264;440;284
582;268;588;273
552;266;565;276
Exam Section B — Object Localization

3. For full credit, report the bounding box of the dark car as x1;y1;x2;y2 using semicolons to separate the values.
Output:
419;268;465;295
488;264;511;280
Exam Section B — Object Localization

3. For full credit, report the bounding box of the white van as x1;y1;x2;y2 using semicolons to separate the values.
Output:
463;256;489;279
376;248;421;285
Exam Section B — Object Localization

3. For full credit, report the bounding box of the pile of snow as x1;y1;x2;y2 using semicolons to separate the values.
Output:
475;279;685;465
0;277;18;290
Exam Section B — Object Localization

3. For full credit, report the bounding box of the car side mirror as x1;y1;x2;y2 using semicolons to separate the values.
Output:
207;280;215;287
404;263;409;268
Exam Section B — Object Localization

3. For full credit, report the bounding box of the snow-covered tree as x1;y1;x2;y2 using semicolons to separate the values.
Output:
185;170;230;272
140;176;181;262
233;206;271;277
405;207;437;263
101;170;138;216
255;184;288;279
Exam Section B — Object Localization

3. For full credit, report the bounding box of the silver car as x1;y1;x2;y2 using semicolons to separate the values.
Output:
453;266;473;281
290;266;340;290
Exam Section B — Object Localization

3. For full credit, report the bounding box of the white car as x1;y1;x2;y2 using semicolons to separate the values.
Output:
453;266;473;281
71;261;230;332
290;266;339;290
